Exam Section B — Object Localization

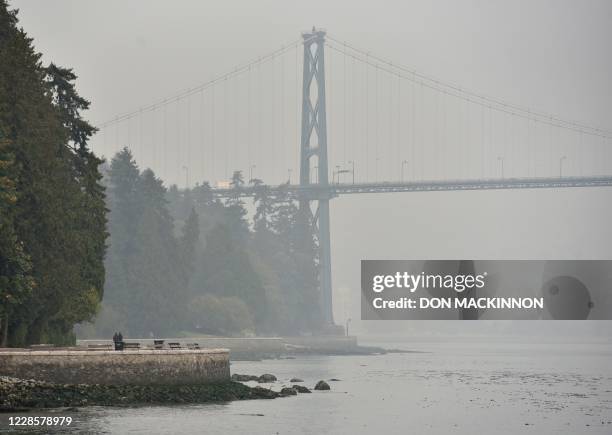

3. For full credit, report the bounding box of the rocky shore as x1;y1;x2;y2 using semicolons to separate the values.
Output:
0;376;285;412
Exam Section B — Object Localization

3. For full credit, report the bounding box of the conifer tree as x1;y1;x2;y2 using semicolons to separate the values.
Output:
0;1;106;345
0;138;33;346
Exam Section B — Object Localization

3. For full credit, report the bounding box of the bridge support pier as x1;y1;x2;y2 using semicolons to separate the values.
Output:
299;28;335;326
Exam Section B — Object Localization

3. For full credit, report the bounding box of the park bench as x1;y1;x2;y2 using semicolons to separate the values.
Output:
186;343;201;350
123;342;141;350
87;344;113;351
30;344;55;350
168;342;182;349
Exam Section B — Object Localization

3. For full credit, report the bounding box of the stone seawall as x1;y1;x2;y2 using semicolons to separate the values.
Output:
0;349;229;386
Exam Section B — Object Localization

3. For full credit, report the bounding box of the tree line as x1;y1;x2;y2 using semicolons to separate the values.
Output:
0;1;322;345
78;148;322;338
0;2;106;346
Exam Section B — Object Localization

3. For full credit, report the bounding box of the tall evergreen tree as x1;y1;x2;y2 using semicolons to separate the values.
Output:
252;178;275;235
180;207;200;273
96;157;187;337
102;148;140;315
192;181;214;208
224;170;249;238
0;2;106;345
45;62;107;303
0;138;34;346
124;169;184;335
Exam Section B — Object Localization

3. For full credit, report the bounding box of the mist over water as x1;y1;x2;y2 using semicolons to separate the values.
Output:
19;339;611;435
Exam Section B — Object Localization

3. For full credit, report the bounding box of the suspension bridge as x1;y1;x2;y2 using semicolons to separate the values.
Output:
94;28;612;326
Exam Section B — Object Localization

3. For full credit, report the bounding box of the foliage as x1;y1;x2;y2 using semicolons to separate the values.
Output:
0;139;34;346
0;0;322;343
0;2;106;346
188;294;254;336
84;149;322;338
98;151;189;337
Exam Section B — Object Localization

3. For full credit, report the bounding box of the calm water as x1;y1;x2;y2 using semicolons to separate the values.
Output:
2;340;611;434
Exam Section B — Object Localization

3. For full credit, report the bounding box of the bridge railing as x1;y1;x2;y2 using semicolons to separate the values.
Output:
206;175;612;199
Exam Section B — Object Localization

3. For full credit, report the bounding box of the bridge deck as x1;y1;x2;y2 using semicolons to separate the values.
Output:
209;176;612;198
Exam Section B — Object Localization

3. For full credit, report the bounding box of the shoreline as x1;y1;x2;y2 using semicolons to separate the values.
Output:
0;376;286;412
0;339;412;411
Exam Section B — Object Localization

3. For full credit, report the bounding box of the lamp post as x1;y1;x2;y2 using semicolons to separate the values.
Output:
249;164;256;183
345;318;352;337
348;160;355;184
401;160;409;182
337;169;351;184
288;168;293;184
313;165;318;184
182;165;190;189
497;156;504;179
559;155;567;178
375;157;380;182
335;165;341;184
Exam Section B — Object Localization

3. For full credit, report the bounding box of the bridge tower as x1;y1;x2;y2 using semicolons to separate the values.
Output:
299;28;335;326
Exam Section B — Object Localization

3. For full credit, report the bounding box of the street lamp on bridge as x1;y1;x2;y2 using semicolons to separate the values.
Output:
348;160;355;184
249;164;256;183
497;156;504;179
375;157;380;182
559;155;567;178
182;165;190;189
401;160;409;182
336;168;352;184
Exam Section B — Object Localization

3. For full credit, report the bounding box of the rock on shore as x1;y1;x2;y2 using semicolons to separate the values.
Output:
257;374;277;383
231;373;278;383
231;374;259;382
292;384;311;393
314;380;330;390
0;376;280;411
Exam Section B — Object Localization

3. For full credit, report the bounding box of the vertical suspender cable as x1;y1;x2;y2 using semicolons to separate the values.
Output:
365;53;369;181
372;63;377;181
343;42;347;167
295;44;300;175
163;104;167;180
271;58;276;181
398;73;401;181
224;78;228;179
211;86;215;183
411;74;415;181
176;99;180;182
247;66;251;179
480;104;484;179
200;88;204;183
187;95;191;179
281;51;285;177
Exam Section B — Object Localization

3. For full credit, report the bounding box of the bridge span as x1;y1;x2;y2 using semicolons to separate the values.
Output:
209;175;612;199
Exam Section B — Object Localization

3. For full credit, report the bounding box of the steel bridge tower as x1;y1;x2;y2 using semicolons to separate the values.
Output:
299;28;335;326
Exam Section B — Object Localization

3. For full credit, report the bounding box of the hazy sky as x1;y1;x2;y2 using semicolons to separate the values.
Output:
13;0;612;128
13;0;612;184
12;0;612;339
